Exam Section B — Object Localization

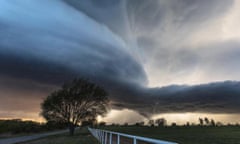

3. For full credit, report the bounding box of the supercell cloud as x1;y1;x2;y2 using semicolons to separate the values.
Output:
0;0;240;119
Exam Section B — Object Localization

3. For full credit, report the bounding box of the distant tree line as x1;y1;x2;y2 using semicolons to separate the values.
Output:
96;118;168;127
0;119;67;134
96;117;240;127
198;117;223;126
1;117;238;135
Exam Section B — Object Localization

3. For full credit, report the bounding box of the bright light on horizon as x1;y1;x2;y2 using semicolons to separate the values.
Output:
98;109;240;125
2;109;240;126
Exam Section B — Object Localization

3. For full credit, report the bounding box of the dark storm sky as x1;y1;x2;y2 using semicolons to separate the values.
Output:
0;0;240;119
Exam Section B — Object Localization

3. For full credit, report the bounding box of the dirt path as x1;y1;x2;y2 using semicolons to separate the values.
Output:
0;129;68;144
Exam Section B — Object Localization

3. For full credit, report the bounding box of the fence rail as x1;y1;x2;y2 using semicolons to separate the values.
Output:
88;127;178;144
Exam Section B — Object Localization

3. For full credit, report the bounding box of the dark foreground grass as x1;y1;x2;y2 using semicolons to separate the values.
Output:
102;126;240;144
19;127;99;144
19;126;240;144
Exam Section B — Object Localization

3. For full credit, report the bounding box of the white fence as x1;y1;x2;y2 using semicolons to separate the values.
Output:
88;127;178;144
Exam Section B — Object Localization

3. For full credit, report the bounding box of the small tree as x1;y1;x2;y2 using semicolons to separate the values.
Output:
204;117;210;126
199;118;204;126
139;121;145;126
41;79;109;135
210;119;215;126
148;120;155;127
216;121;223;126
155;118;167;127
124;123;129;126
135;122;141;126
98;121;107;127
171;122;177;127
81;119;97;127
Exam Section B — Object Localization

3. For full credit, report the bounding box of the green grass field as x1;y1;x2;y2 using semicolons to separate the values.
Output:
19;126;240;144
102;126;240;144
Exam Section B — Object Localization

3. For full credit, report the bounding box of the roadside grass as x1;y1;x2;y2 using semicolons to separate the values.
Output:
18;127;99;144
101;125;240;144
0;133;27;139
0;129;66;139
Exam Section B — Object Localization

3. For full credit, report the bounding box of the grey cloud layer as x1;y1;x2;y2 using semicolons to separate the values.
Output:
115;81;240;117
0;0;240;119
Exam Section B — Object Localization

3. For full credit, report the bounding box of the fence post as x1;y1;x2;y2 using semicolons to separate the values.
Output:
98;130;101;141
99;130;101;142
102;131;104;144
133;137;137;144
117;134;120;144
105;131;107;144
101;130;104;144
109;133;112;144
97;130;100;141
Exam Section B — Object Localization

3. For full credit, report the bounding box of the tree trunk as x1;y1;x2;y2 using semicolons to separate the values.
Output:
69;123;75;136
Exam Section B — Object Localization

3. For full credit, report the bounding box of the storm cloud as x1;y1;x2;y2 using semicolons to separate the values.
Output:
115;81;240;117
0;0;240;119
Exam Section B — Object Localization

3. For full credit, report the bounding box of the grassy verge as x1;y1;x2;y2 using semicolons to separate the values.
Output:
19;127;99;144
101;126;240;144
0;133;26;139
0;129;65;139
